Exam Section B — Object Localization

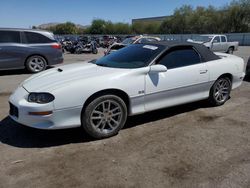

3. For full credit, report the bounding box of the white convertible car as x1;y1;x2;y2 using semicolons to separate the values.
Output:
9;41;245;138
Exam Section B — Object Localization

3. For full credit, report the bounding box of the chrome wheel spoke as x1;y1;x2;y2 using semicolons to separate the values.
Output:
93;110;103;115
91;116;102;120
221;91;228;94
94;120;103;128
100;121;106;132
107;121;115;130
111;118;119;126
90;99;123;134
111;112;121;117
110;107;119;113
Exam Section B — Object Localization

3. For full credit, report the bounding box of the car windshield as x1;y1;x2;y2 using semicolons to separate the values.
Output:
192;36;213;43
92;44;164;69
122;38;137;45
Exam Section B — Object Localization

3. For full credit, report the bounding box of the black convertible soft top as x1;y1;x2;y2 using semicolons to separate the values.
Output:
147;41;220;62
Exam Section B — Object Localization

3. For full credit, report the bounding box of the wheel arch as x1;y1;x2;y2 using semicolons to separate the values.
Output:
218;73;233;82
227;46;234;52
24;54;48;66
81;88;130;115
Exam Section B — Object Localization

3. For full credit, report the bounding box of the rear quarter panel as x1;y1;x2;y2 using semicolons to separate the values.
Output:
25;44;63;65
207;53;245;89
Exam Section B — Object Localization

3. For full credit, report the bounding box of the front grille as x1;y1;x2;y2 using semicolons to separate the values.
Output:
9;102;19;118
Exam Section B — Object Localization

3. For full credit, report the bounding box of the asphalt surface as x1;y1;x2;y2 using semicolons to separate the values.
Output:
0;47;250;188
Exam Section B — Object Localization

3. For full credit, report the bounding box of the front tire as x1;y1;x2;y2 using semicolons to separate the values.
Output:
25;55;47;73
82;95;127;139
209;77;232;106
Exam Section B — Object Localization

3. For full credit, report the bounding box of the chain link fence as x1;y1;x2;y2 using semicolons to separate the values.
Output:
57;33;250;46
155;33;250;46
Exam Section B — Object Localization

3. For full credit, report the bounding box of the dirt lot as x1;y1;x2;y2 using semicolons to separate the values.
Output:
0;48;250;188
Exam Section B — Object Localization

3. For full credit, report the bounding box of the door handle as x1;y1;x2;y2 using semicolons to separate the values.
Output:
200;70;208;74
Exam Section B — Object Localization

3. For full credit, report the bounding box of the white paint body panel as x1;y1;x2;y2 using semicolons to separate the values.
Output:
9;54;245;130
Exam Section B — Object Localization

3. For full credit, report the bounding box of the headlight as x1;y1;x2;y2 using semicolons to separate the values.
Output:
28;93;55;104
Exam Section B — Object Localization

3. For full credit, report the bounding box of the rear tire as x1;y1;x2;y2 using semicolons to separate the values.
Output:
227;47;234;54
25;55;47;73
208;77;232;106
81;95;127;139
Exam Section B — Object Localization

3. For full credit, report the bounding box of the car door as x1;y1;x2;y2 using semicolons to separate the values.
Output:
0;30;25;70
220;36;228;53
144;46;209;111
211;36;222;52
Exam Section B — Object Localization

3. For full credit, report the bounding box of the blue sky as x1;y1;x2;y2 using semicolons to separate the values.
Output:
0;0;232;28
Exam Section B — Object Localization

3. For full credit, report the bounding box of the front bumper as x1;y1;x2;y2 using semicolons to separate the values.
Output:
9;86;81;130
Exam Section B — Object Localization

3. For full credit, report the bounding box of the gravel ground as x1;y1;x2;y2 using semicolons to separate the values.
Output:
0;47;250;188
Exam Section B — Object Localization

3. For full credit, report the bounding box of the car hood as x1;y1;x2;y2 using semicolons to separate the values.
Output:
22;62;128;92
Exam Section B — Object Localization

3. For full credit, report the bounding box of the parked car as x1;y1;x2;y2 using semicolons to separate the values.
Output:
0;28;63;73
99;35;117;48
187;35;239;54
246;56;250;75
9;41;245;139
104;35;161;55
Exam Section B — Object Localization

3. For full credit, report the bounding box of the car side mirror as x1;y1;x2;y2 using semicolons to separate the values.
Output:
149;64;167;73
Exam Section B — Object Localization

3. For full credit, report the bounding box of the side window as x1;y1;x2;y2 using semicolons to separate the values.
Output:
221;36;226;42
213;36;220;43
0;31;21;43
157;47;201;69
24;32;54;44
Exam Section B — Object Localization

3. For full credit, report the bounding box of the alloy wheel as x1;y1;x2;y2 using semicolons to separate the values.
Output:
28;57;46;72
213;78;231;103
90;100;123;134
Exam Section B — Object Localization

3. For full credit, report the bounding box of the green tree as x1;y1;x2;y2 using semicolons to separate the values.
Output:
52;22;78;34
88;19;107;34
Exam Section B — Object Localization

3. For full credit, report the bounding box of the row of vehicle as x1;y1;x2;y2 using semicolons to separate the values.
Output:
61;39;98;54
0;28;247;74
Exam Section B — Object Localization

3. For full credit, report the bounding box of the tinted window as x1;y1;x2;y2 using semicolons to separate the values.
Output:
93;44;164;69
0;31;20;43
221;36;226;42
158;47;201;69
213;36;220;43
24;32;54;44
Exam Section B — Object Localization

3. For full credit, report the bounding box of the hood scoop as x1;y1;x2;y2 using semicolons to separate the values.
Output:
57;68;63;72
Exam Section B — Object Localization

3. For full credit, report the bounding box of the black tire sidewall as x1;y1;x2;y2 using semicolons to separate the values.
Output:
228;47;234;54
82;95;127;139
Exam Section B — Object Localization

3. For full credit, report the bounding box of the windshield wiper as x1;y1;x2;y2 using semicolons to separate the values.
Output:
96;63;109;67
88;59;97;64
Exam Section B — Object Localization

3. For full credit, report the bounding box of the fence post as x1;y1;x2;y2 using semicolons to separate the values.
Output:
242;33;246;46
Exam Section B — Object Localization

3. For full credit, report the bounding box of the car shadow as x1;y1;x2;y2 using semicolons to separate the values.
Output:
244;74;250;82
0;69;30;76
0;117;92;148
0;100;212;148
